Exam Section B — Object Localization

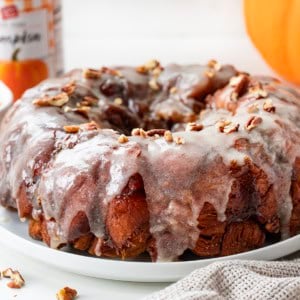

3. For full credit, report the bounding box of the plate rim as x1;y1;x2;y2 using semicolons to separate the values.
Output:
1;210;300;282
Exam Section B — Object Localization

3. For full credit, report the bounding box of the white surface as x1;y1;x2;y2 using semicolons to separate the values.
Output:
0;245;166;300
0;81;13;121
1;207;300;285
0;0;287;299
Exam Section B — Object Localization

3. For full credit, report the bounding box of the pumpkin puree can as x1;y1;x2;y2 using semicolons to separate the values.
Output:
0;0;63;100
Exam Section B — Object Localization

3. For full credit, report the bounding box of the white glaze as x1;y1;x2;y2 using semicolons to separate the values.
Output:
1;64;300;261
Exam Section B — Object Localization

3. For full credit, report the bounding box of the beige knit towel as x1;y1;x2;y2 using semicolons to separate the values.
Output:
144;257;300;300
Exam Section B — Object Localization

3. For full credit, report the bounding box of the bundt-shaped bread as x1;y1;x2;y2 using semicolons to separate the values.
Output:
1;60;300;261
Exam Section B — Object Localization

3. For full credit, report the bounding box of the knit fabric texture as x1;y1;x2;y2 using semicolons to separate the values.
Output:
144;258;300;300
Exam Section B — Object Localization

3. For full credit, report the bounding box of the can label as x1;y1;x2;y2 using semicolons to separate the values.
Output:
0;7;49;60
0;0;63;100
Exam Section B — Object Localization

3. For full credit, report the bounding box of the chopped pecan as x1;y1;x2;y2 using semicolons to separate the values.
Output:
145;59;160;70
62;81;76;95
100;65;121;76
83;68;102;79
136;59;161;74
249;86;268;99
56;287;77;300
152;66;163;77
114;97;123;105
174;136;185;145
63;106;72;113
217;120;239;134
135;65;148;74
64;105;91;117
205;70;215;78
81;121;99;131
149;78;160;91
230;92;238;102
245;116;263;131
82;95;98;106
63;125;80;133
146;129;166;137
223;123;239;134
229;74;249;101
76;106;91;115
63;121;99;133
169;86;178;94
101;67;123;77
186;122;203;132
207;59;221;71
2;268;25;289
118;134;129;143
247;103;259;113
131;128;147;138
217;120;230;131
164;130;173;142
263;98;275;113
33;92;69;107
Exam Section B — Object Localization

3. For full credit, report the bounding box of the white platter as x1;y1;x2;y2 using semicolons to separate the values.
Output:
0;207;300;282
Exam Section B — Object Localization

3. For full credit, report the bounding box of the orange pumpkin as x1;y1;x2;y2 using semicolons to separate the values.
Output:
0;48;49;101
244;0;300;84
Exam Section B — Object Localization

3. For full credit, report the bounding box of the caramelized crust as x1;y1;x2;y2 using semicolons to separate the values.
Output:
221;221;265;256
28;219;43;241
290;157;300;235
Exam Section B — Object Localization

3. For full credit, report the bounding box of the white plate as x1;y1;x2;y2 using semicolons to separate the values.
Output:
0;207;300;282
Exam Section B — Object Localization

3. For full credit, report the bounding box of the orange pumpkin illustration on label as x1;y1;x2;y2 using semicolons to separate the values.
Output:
0;1;63;101
0;48;48;100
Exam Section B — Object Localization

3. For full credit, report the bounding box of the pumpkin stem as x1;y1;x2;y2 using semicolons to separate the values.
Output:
12;48;21;61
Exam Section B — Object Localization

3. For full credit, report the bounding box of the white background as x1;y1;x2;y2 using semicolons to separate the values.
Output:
0;0;277;299
62;0;273;76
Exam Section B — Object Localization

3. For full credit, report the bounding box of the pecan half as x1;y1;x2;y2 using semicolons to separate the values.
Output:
1;268;25;289
56;287;77;300
245;116;263;131
33;92;69;107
